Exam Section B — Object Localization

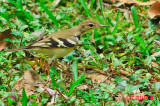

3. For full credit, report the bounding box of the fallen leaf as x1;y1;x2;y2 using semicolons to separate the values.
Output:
113;0;156;7
152;51;160;57
77;84;88;91
151;62;159;69
120;75;129;79
120;70;131;76
148;1;160;19
0;29;14;51
13;70;45;96
30;31;44;39
86;73;107;84
154;40;160;46
132;89;140;94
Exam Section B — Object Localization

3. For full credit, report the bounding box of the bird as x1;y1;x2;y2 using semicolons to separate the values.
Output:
6;20;108;63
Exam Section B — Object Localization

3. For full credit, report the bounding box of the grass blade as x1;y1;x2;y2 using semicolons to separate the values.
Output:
50;66;61;79
134;35;146;50
116;10;120;22
40;2;59;27
99;0;104;19
79;0;91;17
22;87;27;106
50;68;58;89
50;67;68;95
131;6;138;28
90;48;101;68
90;0;96;8
68;73;85;96
111;25;118;36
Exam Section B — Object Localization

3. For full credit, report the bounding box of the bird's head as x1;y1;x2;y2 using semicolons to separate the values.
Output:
79;20;108;33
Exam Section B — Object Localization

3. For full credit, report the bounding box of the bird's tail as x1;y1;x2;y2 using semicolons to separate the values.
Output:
5;46;27;52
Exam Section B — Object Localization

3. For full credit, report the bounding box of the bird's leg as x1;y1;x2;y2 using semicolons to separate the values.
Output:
48;56;56;64
48;56;61;70
55;58;58;66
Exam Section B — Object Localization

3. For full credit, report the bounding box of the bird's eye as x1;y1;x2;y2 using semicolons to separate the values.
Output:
88;24;94;27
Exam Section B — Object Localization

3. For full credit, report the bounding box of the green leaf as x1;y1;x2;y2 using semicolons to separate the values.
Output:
116;10;120;22
8;0;33;21
50;68;57;89
8;97;13;106
131;6;138;28
90;0;96;8
134;35;146;50
99;0;104;19
126;85;142;93
90;48;102;68
22;87;27;106
152;82;160;90
68;73;85;96
50;66;60;79
0;12;9;21
3;38;12;42
16;0;22;6
111;25;118;36
72;59;78;81
40;2;59;27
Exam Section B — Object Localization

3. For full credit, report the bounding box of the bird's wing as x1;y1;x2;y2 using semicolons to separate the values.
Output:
26;36;77;49
6;32;81;52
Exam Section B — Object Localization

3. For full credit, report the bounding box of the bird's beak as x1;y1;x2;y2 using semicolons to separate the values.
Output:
100;25;108;27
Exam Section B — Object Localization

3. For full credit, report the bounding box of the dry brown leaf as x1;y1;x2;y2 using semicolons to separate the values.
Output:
86;73;107;84
2;0;8;3
13;70;45;96
129;0;156;6
30;31;44;39
120;75;129;79
151;62;159;67
152;51;160;57
112;0;157;7
77;84;88;91
132;89;141;94
120;70;131;76
151;62;159;70
0;29;14;51
148;1;160;19
154;40;160;46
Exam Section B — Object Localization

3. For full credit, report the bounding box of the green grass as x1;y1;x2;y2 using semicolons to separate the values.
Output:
0;0;160;105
